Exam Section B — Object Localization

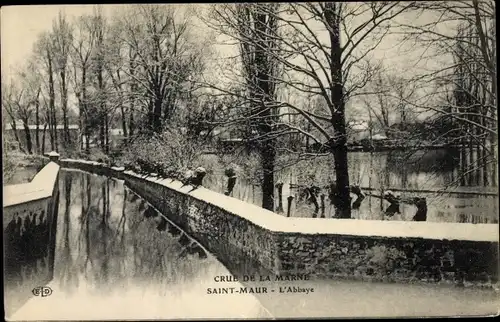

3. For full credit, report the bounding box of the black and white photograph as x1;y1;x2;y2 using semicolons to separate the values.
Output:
2;2;499;320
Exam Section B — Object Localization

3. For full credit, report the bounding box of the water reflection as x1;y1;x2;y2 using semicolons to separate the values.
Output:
5;211;52;284
53;171;218;295
43;170;274;318
202;149;498;223
4;169;269;319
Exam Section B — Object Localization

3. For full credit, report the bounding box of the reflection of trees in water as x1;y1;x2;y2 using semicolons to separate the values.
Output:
58;172;79;292
458;148;497;187
385;148;496;189
387;149;460;175
56;172;116;293
57;170;210;295
81;174;93;274
4;197;56;317
88;177;128;291
122;195;210;289
202;150;471;210
4;208;51;286
209;148;493;194
99;179;110;285
458;213;496;224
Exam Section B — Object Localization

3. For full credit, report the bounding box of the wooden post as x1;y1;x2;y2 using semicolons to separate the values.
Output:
382;190;400;216
185;167;206;187
276;182;284;213
225;167;237;196
308;186;320;218
225;176;237;196
412;197;428;222
320;194;326;218
350;185;365;210
286;195;294;217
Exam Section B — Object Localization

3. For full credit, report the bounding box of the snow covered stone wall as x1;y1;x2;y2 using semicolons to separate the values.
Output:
60;159;499;288
3;161;60;317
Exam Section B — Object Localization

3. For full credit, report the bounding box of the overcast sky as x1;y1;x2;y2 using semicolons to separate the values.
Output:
1;4;452;124
1;4;436;77
2;5;108;77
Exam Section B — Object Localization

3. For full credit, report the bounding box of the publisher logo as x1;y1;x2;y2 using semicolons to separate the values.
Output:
32;286;53;297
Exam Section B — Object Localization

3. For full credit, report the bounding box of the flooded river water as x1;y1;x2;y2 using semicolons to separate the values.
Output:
203;149;498;223
10;169;499;320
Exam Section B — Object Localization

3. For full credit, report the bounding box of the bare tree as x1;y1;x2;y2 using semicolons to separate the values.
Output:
71;12;98;152
104;22;128;142
2;81;34;154
34;31;59;152
52;11;74;148
209;4;282;211
116;4;209;134
18;60;45;154
395;0;497;187
2;82;24;153
206;2;416;217
361;65;418;138
90;7;109;153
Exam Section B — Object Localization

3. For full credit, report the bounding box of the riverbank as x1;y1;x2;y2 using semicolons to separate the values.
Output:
2;152;48;185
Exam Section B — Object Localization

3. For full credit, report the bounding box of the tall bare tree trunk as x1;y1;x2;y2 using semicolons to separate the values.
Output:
325;2;351;219
98;59;105;152
47;48;57;152
22;121;33;154
117;71;127;139
105;113;109;154
153;95;162;133
9;120;25;153
61;70;70;148
35;89;40;154
82;68;90;153
41;123;47;155
53;108;58;152
254;11;276;211
128;56;136;141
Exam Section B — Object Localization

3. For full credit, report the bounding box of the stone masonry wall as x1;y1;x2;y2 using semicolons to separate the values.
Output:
276;233;498;287
59;159;499;288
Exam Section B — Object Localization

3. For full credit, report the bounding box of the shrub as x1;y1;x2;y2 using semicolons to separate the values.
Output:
2;153;18;184
123;128;206;178
2;151;48;184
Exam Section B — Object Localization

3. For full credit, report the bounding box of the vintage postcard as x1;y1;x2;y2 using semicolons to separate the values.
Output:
2;2;499;320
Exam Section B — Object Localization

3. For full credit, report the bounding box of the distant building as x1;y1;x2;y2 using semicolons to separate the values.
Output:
80;127;127;149
347;120;370;143
3;121;79;152
371;133;388;141
4;124;79;131
3;121;126;152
